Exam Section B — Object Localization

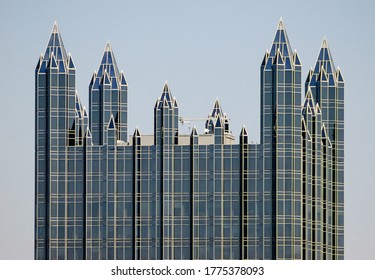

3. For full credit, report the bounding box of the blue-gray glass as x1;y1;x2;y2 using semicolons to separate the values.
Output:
35;21;344;260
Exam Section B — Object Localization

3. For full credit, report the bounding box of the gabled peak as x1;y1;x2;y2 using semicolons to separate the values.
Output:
108;114;116;129
261;52;269;67
163;81;170;93
240;125;248;136
293;51;301;66
173;97;179;108
303;87;315;110
44;21;67;62
159;81;173;104
305;68;313;84
154;98;160;109
313;37;336;75
336;68;345;82
120;71;127;85
191;126;198;136
67;54;75;69
89;72;97;86
35;55;43;71
211;99;223;117
133;126;141;137
96;42;120;80
269;18;293;59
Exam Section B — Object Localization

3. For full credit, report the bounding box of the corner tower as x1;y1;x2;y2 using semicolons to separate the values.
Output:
35;23;86;260
260;19;302;259
305;39;344;259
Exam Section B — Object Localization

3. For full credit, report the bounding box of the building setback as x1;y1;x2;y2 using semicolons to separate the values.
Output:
35;20;344;260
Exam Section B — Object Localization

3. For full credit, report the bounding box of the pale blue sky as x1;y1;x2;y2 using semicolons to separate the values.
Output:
0;0;373;259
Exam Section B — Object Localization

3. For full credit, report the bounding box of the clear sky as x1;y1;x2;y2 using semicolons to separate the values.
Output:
0;0;373;259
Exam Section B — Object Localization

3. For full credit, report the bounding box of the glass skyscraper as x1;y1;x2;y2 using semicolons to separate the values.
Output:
35;20;344;260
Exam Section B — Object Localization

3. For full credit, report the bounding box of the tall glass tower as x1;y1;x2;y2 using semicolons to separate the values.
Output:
35;20;344;260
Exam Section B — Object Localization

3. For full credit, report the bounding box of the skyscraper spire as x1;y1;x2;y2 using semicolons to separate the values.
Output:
269;18;293;58
313;37;335;75
96;42;120;80
307;37;338;92
89;40;128;145
44;21;67;62
158;81;173;108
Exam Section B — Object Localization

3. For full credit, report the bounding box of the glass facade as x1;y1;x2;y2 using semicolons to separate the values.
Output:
35;20;344;260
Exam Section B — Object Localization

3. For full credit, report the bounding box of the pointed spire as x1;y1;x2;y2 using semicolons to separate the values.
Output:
159;81;173;106
240;125;248;136
322;37;328;48
337;68;345;82
67;53;75;69
293;51;301;66
211;99;223;117
313;37;336;77
105;41;112;52
52;21;59;34
270;18;293;59
44;21;67;62
173;97;179;108
154;97;160;109
89;72;96;87
191;126;198;136
240;125;248;144
35;55;43;71
261;52;269;67
120;71;127;85
133;126;141;137
305;68;313;84
96;41;120;80
163;81;170;93
303;87;315;110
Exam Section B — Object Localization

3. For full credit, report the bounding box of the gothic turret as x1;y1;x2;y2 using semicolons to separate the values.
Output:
89;42;128;145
